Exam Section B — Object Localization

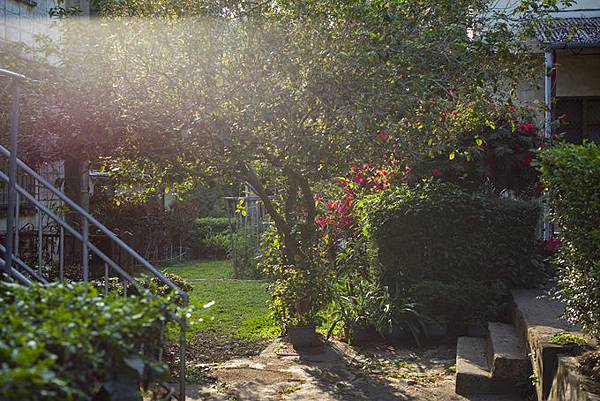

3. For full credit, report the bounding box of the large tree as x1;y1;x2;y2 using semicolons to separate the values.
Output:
3;0;570;266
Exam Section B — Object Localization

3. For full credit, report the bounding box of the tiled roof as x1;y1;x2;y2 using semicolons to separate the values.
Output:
535;16;600;49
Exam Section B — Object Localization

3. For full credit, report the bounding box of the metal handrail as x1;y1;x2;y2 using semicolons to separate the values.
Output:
0;168;188;399
0;145;188;302
0;258;32;285
0;68;28;81
0;243;49;284
1;67;187;400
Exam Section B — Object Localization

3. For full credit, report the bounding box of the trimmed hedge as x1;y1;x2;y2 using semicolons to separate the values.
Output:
538;142;600;339
364;181;540;325
192;217;232;259
0;282;173;401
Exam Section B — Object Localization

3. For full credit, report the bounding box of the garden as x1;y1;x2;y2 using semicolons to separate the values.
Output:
2;0;600;400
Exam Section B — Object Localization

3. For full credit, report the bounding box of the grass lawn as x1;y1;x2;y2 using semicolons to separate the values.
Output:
163;259;233;280
163;260;279;380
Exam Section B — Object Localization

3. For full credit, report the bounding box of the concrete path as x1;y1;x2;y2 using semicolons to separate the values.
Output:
184;338;525;401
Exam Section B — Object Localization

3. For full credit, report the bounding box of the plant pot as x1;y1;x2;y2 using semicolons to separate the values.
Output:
349;324;378;345
288;326;320;349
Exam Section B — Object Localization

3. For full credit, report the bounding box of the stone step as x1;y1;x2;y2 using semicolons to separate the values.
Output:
486;322;529;381
457;337;492;396
511;289;587;401
457;336;525;397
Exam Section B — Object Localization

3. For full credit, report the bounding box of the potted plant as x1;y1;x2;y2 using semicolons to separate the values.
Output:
269;261;328;349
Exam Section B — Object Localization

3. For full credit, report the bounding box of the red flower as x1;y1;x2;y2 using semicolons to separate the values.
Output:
484;171;493;178
518;122;535;135
546;237;561;252
522;152;533;166
431;168;442;177
379;132;389;140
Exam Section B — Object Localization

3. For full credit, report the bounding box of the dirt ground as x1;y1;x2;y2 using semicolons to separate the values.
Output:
184;337;525;401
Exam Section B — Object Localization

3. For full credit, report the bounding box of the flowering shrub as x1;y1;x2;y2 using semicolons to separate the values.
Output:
408;120;543;196
314;156;402;251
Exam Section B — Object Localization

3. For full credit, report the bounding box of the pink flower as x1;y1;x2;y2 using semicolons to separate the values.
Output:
484;171;493;178
379;132;389;140
431;168;442;177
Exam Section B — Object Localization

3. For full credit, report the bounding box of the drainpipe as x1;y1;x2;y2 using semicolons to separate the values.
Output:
543;50;554;240
544;51;554;140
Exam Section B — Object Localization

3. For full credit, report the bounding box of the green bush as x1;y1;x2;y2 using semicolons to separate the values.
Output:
364;181;540;325
0;282;174;401
193;217;231;239
232;231;262;279
538;142;600;339
192;217;232;259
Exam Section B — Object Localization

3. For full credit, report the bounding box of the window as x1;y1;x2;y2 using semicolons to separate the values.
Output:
556;97;600;144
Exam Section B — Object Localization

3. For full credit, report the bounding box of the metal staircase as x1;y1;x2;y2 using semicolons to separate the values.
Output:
1;68;188;399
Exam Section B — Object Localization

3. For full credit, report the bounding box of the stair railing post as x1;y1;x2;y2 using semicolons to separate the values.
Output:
4;80;20;277
82;217;89;281
37;209;43;274
179;312;187;401
59;226;65;281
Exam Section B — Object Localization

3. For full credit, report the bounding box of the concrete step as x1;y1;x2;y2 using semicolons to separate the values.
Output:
457;336;525;397
511;289;588;401
457;337;492;396
486;322;529;381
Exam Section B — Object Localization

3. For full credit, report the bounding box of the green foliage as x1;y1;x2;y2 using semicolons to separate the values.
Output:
231;231;262;280
326;274;426;345
410;121;542;196
408;280;507;326
0;282;174;401
364;181;541;325
91;272;192;302
193;217;231;239
538;142;600;339
266;261;330;328
193;217;232;260
549;331;589;346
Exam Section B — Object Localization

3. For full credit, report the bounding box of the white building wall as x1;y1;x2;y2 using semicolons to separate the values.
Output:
0;0;57;46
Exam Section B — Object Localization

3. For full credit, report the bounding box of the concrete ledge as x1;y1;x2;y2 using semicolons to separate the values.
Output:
512;289;583;401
